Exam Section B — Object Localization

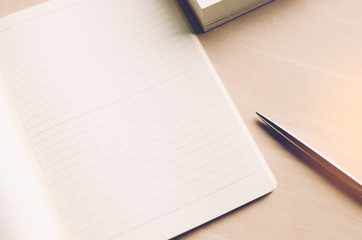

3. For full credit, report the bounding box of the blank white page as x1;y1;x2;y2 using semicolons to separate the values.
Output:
0;89;61;240
0;0;276;239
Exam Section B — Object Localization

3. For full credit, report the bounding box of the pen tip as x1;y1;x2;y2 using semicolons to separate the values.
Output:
255;112;267;122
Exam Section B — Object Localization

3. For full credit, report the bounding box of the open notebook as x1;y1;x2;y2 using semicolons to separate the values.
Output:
0;0;276;239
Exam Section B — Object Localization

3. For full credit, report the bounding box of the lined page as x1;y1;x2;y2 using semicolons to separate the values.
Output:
0;0;276;239
0;90;61;240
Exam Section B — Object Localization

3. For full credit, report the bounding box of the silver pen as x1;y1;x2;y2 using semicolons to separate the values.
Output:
256;112;362;203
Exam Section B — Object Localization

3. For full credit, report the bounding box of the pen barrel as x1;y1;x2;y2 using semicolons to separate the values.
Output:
257;112;362;203
298;142;362;202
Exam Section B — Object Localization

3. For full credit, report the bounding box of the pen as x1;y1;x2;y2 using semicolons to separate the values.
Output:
256;112;362;202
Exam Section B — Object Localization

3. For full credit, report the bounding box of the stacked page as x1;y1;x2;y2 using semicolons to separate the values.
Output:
187;0;273;31
0;90;61;239
0;0;276;239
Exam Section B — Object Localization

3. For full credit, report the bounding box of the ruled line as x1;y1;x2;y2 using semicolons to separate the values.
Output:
4;7;170;79
5;13;173;89
0;0;160;63
46;118;230;194
49;114;225;196
14;29;182;110
53;120;230;205
32;75;204;149
38;88;213;164
58;131;235;216
21;50;193;124
67;148;245;230
38;82;210;172
109;172;256;240
0;0;85;34
43;95;219;182
27;68;197;139
74;163;254;239
63;141;243;223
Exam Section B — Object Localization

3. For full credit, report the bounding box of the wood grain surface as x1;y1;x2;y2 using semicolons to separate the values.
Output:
1;0;361;239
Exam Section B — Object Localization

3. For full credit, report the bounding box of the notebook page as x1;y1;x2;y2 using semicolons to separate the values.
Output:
0;0;276;239
0;89;61;240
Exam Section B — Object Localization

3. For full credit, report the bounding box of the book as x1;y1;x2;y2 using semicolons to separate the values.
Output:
187;0;273;31
0;0;277;239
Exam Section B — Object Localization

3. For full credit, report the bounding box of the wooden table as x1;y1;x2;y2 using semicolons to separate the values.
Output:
1;0;361;239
